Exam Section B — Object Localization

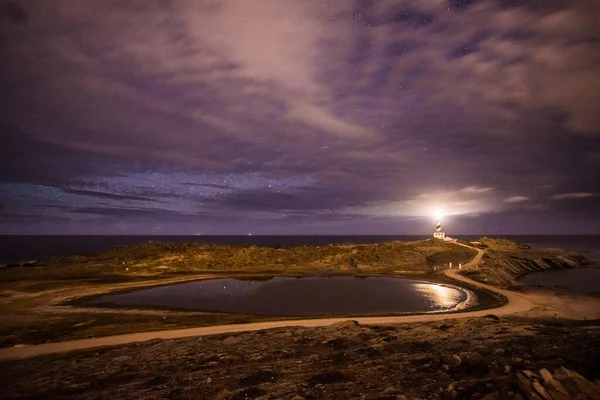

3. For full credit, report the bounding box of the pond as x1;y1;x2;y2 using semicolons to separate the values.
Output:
88;276;473;316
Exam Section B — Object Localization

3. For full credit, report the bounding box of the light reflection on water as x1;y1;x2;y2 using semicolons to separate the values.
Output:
414;283;465;309
89;276;471;316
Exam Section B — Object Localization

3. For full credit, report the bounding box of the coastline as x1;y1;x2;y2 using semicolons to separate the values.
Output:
1;238;600;398
0;237;596;349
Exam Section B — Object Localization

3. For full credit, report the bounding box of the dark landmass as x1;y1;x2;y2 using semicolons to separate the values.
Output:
460;237;588;288
1;317;599;399
0;239;477;283
0;238;589;347
0;237;598;400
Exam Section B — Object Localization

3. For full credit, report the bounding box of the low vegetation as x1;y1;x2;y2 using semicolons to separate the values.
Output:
0;239;476;285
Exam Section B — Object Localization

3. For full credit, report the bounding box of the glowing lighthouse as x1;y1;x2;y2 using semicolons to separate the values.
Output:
433;220;446;240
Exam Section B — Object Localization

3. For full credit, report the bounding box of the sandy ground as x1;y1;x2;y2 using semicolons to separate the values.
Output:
1;246;599;362
518;288;600;320
454;243;600;321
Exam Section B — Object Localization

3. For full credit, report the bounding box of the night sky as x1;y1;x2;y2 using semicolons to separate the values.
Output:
1;0;599;235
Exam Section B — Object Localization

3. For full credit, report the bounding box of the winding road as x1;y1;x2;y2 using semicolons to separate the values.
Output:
0;244;532;361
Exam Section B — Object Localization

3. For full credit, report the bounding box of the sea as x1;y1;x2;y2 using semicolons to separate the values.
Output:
1;235;599;292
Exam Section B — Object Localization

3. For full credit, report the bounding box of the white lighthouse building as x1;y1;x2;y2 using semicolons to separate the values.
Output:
433;220;445;240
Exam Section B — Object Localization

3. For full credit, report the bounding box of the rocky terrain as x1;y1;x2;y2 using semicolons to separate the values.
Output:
1;316;599;399
459;237;588;288
0;238;597;399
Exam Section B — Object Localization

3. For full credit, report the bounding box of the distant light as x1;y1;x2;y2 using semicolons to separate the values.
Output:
431;206;444;221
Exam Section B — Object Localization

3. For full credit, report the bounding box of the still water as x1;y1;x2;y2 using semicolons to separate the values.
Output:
88;276;471;316
520;267;600;293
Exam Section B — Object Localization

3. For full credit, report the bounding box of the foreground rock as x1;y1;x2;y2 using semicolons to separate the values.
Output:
1;317;599;399
514;366;600;400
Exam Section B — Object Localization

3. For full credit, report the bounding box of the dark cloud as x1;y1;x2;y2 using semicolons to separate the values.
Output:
60;189;164;203
0;0;599;234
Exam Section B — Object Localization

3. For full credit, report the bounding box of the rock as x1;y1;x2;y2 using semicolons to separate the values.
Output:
437;323;452;330
515;367;600;400
531;381;552;400
514;392;526;400
553;367;581;396
441;354;461;369
331;320;360;328
322;338;348;349
460;354;489;376
238;370;279;387
307;370;347;385
215;389;233;400
111;356;132;364
538;368;570;400
511;357;524;368
516;372;543;400
480;392;499;400
484;314;501;321
223;336;241;345
522;370;539;380
554;366;600;399
232;386;265;400
444;383;458;400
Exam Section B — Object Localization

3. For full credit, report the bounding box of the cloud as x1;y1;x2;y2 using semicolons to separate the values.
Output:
504;196;530;203
550;193;597;200
460;186;494;194
61;188;164;203
288;103;376;139
1;0;599;233
346;184;500;218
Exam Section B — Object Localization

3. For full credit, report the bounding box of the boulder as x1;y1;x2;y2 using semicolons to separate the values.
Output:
554;367;600;399
538;368;570;400
516;372;543;400
515;367;600;400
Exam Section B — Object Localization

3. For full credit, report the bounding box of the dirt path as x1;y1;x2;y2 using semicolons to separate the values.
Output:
0;245;533;361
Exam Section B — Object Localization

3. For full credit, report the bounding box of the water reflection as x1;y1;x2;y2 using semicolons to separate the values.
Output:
414;283;464;309
90;276;471;316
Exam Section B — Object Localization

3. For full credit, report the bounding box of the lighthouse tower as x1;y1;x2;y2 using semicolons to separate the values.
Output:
433;220;445;240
